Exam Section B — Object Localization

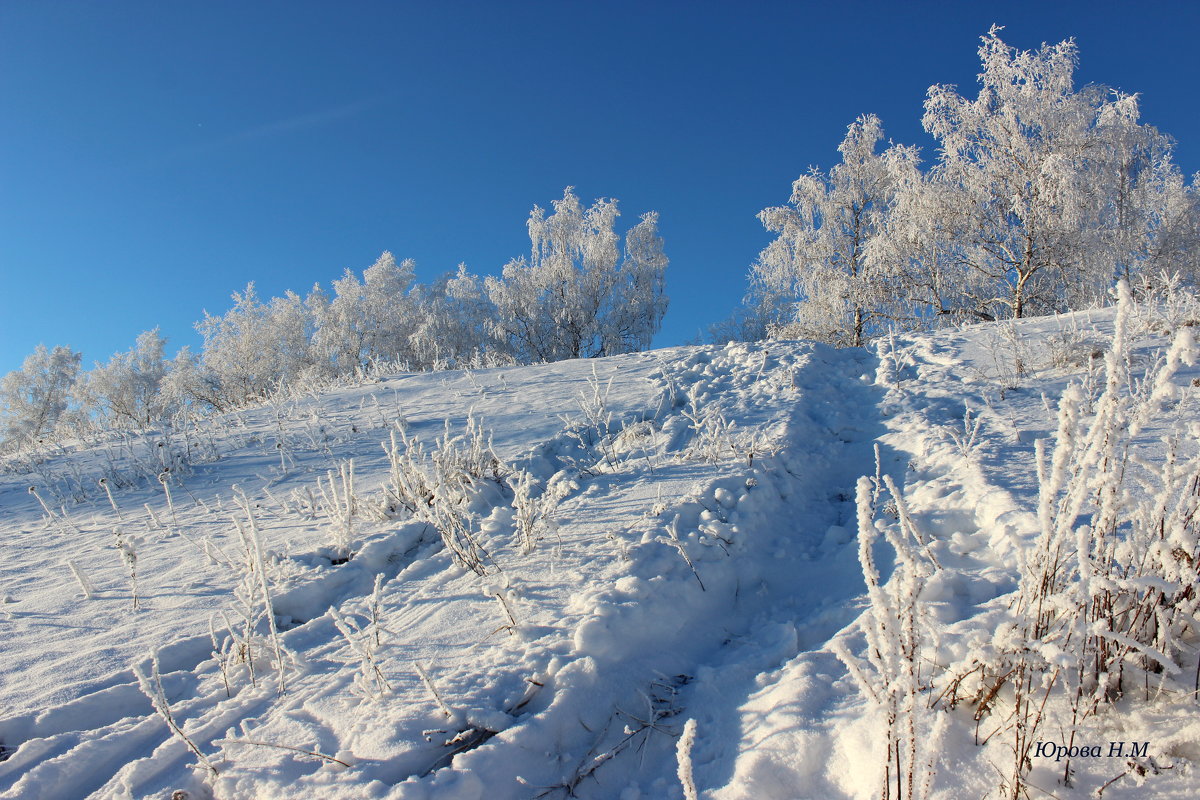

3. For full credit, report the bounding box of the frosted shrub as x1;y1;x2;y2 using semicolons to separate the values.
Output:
937;282;1200;796
1011;283;1199;785
159;471;181;528
431;415;503;484
680;389;738;463
113;529;140;610
316;460;358;561
1132;270;1200;335
557;365;622;473
330;576;391;699
135;649;220;777
576;365;615;439
1042;317;1105;370
284;485;319;521
944;404;983;460
509;469;574;553
382;416;505;575
834;475;942;800
217;499;289;694
383;430;434;517
981;322;1031;394
486;584;520;636
879;332;918;387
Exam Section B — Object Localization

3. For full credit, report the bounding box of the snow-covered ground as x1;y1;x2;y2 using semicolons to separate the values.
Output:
3;303;1200;799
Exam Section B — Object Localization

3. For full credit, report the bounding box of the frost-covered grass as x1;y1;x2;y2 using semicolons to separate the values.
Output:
3;301;1200;799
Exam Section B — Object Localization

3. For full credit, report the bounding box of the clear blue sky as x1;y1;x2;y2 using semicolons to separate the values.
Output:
2;0;1198;375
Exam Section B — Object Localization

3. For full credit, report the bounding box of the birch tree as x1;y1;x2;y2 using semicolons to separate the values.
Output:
409;265;511;368
315;252;418;373
922;27;1135;319
77;328;170;428
751;114;918;346
1093;95;1198;295
487;188;668;362
196;283;323;406
0;344;81;450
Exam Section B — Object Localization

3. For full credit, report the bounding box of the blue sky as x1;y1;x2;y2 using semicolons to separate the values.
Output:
2;0;1198;375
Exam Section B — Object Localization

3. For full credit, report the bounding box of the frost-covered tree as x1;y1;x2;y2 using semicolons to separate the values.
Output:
158;346;220;414
487;188;668;362
269;288;324;382
0;344;82;450
604;211;670;353
1092;95;1199;294
735;27;1200;342
196;283;323;406
751;115;919;346
871;167;980;327
921;27;1164;319
77;328;170;428
315;252;418;373
409;265;511;369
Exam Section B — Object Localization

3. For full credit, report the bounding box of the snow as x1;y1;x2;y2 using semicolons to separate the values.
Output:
2;310;1200;799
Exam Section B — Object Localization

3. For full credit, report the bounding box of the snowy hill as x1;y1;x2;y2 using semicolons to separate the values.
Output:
3;297;1200;799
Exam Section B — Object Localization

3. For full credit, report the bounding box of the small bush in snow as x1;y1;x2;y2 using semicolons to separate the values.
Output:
113;528;140;611
1042;317;1105;370
382;416;504;575
316;460;358;562
944;404;984;460
330;576;392;699
1011;282;1198;787
834;474;942;800
930;282;1200;797
1132;270;1200;336
134;649;220;777
680;389;739;463
509;470;574;553
218;499;289;694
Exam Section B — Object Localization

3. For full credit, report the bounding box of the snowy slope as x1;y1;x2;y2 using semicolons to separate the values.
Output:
3;304;1200;800
706;304;1200;800
0;340;880;799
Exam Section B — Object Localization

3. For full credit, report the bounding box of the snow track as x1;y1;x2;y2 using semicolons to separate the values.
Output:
706;311;1200;800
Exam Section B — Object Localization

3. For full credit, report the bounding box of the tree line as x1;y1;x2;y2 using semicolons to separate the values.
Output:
0;188;667;451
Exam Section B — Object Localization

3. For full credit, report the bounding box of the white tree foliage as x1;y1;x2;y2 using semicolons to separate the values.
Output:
751;115;919;346
196;283;324;406
743;28;1200;342
1093;94;1198;290
487;188;668;362
409;265;512;369
158;345;221;414
77;328;170;429
315;252;418;373
0;344;81;450
920;26;1192;319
